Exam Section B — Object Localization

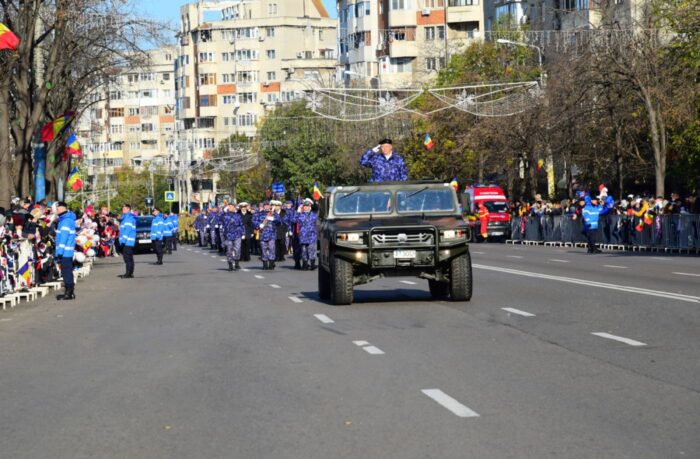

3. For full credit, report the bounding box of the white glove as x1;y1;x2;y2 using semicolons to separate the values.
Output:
372;144;381;153
266;216;274;221
242;236;246;240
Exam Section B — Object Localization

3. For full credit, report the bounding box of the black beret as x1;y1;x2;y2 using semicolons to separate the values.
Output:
378;138;392;145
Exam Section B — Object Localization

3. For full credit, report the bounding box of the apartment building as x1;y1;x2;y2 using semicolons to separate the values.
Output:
76;46;178;182
175;0;337;162
338;0;485;88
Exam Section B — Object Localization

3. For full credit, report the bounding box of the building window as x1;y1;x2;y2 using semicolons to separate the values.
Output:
129;142;139;150
238;113;258;126
162;72;171;81
390;57;413;72
222;95;236;104
438;26;445;39
128;126;140;133
237;71;258;82
266;27;275;37
139;106;159;116
140;89;155;98
268;3;277;15
110;124;123;134
222;73;236;83
199;95;217;107
236;49;258;60
128;108;138;116
448;0;478;5
108;108;124;117
266;71;276;81
223;117;236;126
267;49;276;59
426;57;438;71
238;92;257;103
391;0;412;9
425;27;435;40
198;73;216;85
266;93;278;103
141;123;155;132
109;91;122;101
198;52;214;62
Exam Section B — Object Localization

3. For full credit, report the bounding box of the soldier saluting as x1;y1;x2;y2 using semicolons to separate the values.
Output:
360;138;408;182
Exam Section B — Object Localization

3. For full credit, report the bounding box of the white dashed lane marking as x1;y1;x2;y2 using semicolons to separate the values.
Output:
314;314;334;324
270;284;281;289
604;265;628;269
549;259;569;263
211;255;217;258
353;340;385;355
471;251;485;254
507;255;523;259
400;280;417;285
502;307;536;317
591;332;647;347
422;389;480;418
254;275;264;280
673;272;700;277
289;296;303;303
242;268;250;272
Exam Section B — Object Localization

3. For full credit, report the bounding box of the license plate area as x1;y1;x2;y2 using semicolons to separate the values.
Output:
394;249;416;259
138;239;151;244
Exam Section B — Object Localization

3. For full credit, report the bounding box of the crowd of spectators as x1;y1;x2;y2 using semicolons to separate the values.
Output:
1;198;120;296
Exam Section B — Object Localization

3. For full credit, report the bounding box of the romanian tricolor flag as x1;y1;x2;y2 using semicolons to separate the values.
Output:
66;166;83;191
312;182;322;201
17;261;31;287
423;133;434;150
450;177;459;191
41;112;76;142
0;23;20;51
537;158;544;171
65;133;82;158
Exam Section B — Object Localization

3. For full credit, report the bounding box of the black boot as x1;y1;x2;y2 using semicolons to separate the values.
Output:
270;261;275;270
234;260;240;270
294;260;302;270
309;260;317;270
302;261;309;271
263;261;269;270
63;287;75;300
228;261;234;271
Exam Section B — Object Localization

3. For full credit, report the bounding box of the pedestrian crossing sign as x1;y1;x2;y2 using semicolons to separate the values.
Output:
164;191;177;202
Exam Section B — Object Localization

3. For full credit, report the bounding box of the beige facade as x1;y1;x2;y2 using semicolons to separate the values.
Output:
77;46;178;181
338;0;484;88
175;0;337;164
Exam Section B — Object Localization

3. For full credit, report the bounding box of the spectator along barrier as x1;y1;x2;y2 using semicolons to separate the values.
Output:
507;214;700;254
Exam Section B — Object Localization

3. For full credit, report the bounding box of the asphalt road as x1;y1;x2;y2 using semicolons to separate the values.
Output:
0;243;698;458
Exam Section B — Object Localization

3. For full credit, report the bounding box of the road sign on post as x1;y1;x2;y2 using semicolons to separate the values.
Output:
164;191;177;202
145;197;154;207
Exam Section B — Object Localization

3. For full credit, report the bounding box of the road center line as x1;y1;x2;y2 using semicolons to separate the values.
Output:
289;296;303;303
353;340;370;347
673;272;700;277
362;346;385;355
507;255;523;259
471;251;485;254
591;332;647;347
254;275;264;280
270;284;281;289
400;280;417;285
314;314;334;324
473;263;700;304
604;265;628;269
550;259;569;263
242;268;250;272
211;255;217;258
422;389;480;418
502;307;536;317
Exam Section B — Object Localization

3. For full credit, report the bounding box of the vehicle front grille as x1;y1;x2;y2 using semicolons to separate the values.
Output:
372;231;434;246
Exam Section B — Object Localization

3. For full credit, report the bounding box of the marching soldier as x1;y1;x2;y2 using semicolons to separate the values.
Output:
292;198;318;270
222;203;245;271
274;200;288;262
256;200;281;270
238;202;254;262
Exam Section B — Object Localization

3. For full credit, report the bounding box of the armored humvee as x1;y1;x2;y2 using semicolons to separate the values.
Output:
317;181;473;305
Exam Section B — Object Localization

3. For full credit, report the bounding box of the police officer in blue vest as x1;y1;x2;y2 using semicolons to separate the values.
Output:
151;208;165;264
118;204;136;278
55;202;77;300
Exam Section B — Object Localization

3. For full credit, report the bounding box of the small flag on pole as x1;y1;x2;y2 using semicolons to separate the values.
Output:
17;261;31;287
423;133;434;150
41;112;76;142
66;166;83;191
0;23;20;51
537;158;544;171
65;132;82;158
450;177;459;191
312;182;322;201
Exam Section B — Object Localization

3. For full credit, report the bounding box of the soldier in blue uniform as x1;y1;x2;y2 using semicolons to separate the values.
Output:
360;138;408;182
238;202;254;261
256;200;281;270
169;212;179;251
150;208;165;265
208;208;219;250
292;198;318;270
194;211;206;246
222;203;245;271
162;210;174;254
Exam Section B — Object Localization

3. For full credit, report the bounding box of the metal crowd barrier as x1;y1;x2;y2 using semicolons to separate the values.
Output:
507;214;700;252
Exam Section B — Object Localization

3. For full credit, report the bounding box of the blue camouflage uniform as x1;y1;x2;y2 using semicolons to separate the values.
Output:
292;210;318;265
194;213;206;245
256;211;280;262
208;210;218;248
222;211;244;262
360;149;408;182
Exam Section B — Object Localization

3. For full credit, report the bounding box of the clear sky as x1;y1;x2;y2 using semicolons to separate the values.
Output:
143;0;338;25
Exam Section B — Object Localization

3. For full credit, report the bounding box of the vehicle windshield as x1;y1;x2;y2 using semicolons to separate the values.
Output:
136;217;153;227
482;201;509;213
397;188;455;213
334;191;393;215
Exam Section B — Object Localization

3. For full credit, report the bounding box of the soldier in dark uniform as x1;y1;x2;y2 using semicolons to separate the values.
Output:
221;203;244;271
291;198;318;270
256;200;281;270
274;200;287;262
238;202;253;262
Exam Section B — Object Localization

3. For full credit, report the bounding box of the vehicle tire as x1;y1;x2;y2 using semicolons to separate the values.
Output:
428;279;449;300
449;250;473;301
318;265;331;300
330;255;353;305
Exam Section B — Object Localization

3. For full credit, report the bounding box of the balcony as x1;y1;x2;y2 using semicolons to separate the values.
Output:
390;40;418;58
447;1;483;24
389;9;415;27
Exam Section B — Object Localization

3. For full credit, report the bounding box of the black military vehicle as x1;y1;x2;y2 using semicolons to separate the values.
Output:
317;181;473;305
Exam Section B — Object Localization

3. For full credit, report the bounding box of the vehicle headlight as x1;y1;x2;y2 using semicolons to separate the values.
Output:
442;230;465;240
338;232;362;243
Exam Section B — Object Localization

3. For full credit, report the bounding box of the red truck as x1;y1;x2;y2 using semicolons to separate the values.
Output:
463;185;511;241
